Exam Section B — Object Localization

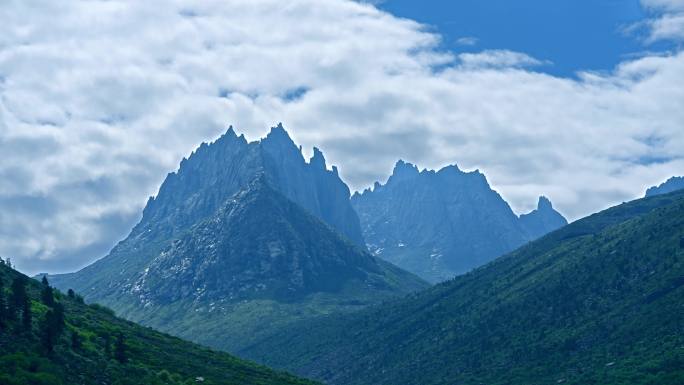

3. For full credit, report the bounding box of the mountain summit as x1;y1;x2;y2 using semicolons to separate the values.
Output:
141;123;364;248
645;176;684;197
519;196;568;239
50;125;425;353
352;160;567;282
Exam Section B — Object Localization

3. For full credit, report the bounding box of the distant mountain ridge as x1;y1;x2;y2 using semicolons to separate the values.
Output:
646;176;684;197
50;125;426;354
351;160;567;282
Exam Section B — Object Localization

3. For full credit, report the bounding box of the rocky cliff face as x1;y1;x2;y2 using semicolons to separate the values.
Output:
645;176;684;197
352;160;567;283
133;177;382;305
141;124;364;247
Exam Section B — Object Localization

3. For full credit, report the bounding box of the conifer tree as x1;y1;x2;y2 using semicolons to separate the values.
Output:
102;332;112;356
22;296;32;332
9;276;28;322
42;309;57;352
0;277;6;329
71;330;82;349
41;277;55;307
42;303;65;352
115;332;127;363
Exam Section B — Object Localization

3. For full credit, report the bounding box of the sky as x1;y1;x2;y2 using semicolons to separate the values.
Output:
0;0;683;275
377;0;667;77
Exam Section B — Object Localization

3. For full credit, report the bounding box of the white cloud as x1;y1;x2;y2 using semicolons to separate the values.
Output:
456;37;479;46
648;13;684;41
641;0;684;41
0;0;682;274
642;0;684;12
458;50;548;69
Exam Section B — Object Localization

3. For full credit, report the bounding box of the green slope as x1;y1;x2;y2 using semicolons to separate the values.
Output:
242;190;684;385
0;263;317;385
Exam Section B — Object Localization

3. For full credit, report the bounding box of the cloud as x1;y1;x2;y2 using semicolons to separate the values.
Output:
0;0;682;275
648;13;684;41
458;50;548;69
456;37;479;46
641;0;684;41
642;0;684;12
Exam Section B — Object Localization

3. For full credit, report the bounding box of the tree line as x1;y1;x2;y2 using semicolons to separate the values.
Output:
0;259;126;362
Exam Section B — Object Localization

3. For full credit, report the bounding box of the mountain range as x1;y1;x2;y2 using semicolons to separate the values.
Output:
41;124;682;385
242;189;684;385
352;160;567;282
50;125;426;353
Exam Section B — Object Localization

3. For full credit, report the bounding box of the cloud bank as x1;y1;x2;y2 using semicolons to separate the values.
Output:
0;0;682;274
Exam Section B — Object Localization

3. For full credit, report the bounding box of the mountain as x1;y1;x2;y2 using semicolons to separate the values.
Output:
49;125;426;354
244;189;684;385
351;160;567;282
0;262;316;385
519;196;568;239
645;176;684;197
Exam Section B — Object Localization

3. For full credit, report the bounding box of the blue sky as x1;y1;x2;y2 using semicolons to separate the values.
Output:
379;0;673;76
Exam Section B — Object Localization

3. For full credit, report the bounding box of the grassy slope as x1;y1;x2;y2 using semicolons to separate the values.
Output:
111;258;427;354
0;265;317;385
242;190;684;385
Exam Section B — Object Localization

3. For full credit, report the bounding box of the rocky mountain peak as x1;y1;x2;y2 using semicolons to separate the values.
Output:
519;196;567;240
352;160;568;282
388;160;420;184
645;176;684;197
261;123;303;164
537;195;553;210
310;147;327;170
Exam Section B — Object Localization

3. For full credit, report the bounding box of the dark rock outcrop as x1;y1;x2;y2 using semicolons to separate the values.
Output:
133;176;382;305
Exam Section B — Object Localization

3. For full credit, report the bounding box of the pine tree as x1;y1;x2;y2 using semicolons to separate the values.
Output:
9;276;28;322
42;309;56;352
22;296;32;332
0;277;6;329
67;289;75;298
103;333;112;356
115;332;127;363
71;331;82;349
53;302;65;333
42;303;65;353
41;278;55;307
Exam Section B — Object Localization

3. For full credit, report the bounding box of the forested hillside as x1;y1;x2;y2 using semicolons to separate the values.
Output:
0;261;316;385
244;190;684;385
